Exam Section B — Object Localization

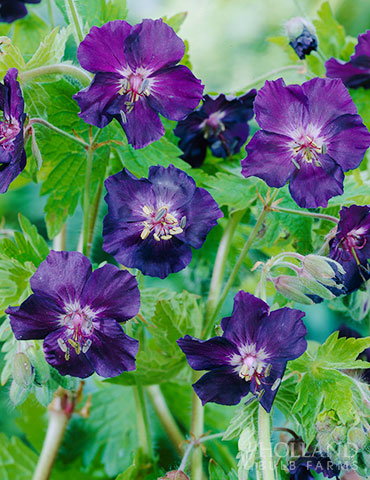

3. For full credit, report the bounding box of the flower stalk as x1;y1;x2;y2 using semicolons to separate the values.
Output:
20;64;92;86
67;0;84;43
134;382;154;459
258;405;276;480
272;205;339;224
82;146;94;257
190;371;204;480
29;118;89;148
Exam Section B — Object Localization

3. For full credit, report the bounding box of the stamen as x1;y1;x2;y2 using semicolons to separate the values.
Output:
142;205;152;216
153;233;160;241
169;227;183;235
180;216;187;229
140;227;150;240
166;213;178;224
138;78;149;95
257;389;265;400
57;337;67;352
161;234;172;240
154;206;167;221
120;110;127;124
82;339;92;354
264;364;272;377
321;143;327;154
65;348;70;361
292;157;301;169
271;378;281;391
68;338;81;355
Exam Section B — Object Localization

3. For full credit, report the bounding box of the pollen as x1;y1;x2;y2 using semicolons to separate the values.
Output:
139;204;185;242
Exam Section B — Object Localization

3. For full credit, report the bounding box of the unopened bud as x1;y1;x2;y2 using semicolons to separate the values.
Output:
331;426;347;443
285;17;318;60
9;379;31;406
299;270;336;300
347;427;367;449
13;352;34;387
31;129;43;170
302;255;344;283
317;432;332;452
27;345;50;384
272;275;314;305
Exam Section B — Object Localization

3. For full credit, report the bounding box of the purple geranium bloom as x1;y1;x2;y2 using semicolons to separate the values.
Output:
0;68;26;192
73;18;204;149
326;30;370;89
7;251;140;379
289;454;340;479
177;291;307;412
285;17;318;60
174;91;256;167
241;77;370;208
103;164;223;279
329;205;370;293
0;0;41;22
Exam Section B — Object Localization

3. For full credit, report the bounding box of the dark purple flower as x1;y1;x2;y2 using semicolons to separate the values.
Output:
241;77;370;209
174;91;256;167
0;68;26;193
7;251;140;379
73;19;204;149
177;291;307;412
329;205;370;293
285;17;318;60
337;324;370;383
103;164;223;279
0;0;41;23
289;454;340;479
326;30;370;89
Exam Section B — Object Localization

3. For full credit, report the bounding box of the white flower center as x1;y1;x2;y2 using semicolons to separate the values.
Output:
140;204;186;242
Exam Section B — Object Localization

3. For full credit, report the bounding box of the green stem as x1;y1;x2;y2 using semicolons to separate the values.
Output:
133;382;154;458
82;147;94;257
20;64;92;86
190;371;204;480
205;191;278;336
67;0;84;43
236;65;303;93
146;385;185;455
273;206;339;224
178;432;226;473
29;118;89;148
204;208;247;332
258;405;275;480
87;178;103;251
47;0;55;28
52;223;67;251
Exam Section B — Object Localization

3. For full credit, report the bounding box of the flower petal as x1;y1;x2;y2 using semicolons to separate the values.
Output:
193;366;250;406
220;291;270;349
7;294;63;340
254;78;309;136
148;164;197;207
183;187;223;249
73;72;121;128
241;130;296;187
77;20;132;73
147;65;204;121
43;328;94;378
86;319;139;377
353;30;370;58
0;139;26;193
288;154;344;208
320;114;370;171
80;264;140;322
177;335;238;370
4;68;24;120
30;251;92;306
325;57;370;89
124;19;185;72
250;361;286;413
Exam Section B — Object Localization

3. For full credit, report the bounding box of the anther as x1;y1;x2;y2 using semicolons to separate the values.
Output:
82;339;92;354
271;378;281;391
180;216;187;229
140;227;150;240
138;78;149;95
57;337;67;353
321;143;327;154
65;348;70;361
153;233;160;241
169;227;183;235
166;213;178;224
264;364;272;377
142;205;152;216
161;234;172;240
120;110;127;124
154;206;167;221
257;389;265;400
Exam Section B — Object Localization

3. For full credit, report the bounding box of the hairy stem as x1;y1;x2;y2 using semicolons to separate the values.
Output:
52;223;67;251
206;191;278;336
20;64;92;86
67;0;84;43
272;205;339;224
32;390;75;480
190;371;204;480
82;147;94;257
258;405;275;480
134;382;154;459
29;118;89;148
147;385;185;455
47;0;54;28
204;208;247;334
178;432;225;474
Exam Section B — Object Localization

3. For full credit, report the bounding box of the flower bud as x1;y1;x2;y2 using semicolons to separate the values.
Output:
12;352;34;387
299;270;336;300
285;17;318;60
273;275;314;305
331;426;347;443
347;427;367;449
27;345;50;384
317;432;332;452
9;379;31;406
302;254;345;285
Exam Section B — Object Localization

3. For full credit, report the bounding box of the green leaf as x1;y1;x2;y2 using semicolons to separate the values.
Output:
0;433;38;480
350;88;370;131
26;26;71;70
313;2;346;58
208;459;229;480
162;12;188;33
316;331;370;370
223;398;258;441
115;448;155;480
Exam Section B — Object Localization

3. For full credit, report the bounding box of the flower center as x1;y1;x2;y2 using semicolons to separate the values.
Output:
337;227;367;262
58;305;94;360
292;135;326;168
140;205;186;242
201;111;226;139
0;116;20;152
118;73;151;122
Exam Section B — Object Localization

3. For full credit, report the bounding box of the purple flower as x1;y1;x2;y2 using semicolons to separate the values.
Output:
0;68;26;193
326;30;370;89
177;291;307;412
0;0;41;22
241;77;370;208
7;251;140;379
174;91;256;167
289;454;340;479
103;164;223;279
285;17;318;60
73;19;204;149
329;205;370;293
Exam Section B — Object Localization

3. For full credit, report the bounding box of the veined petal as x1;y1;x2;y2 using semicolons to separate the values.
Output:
193;366;250;406
289;154;344;208
325;57;370;89
148;164;197;207
242;130;296;187
177;335;238;370
3;68;24;120
77;20;132;73
148;65;204;121
87;319;139;377
353;30;370;59
0;140;26;193
124;18;185;72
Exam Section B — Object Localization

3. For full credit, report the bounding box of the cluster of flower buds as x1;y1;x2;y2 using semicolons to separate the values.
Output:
315;410;370;476
285;16;318;60
259;253;345;305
